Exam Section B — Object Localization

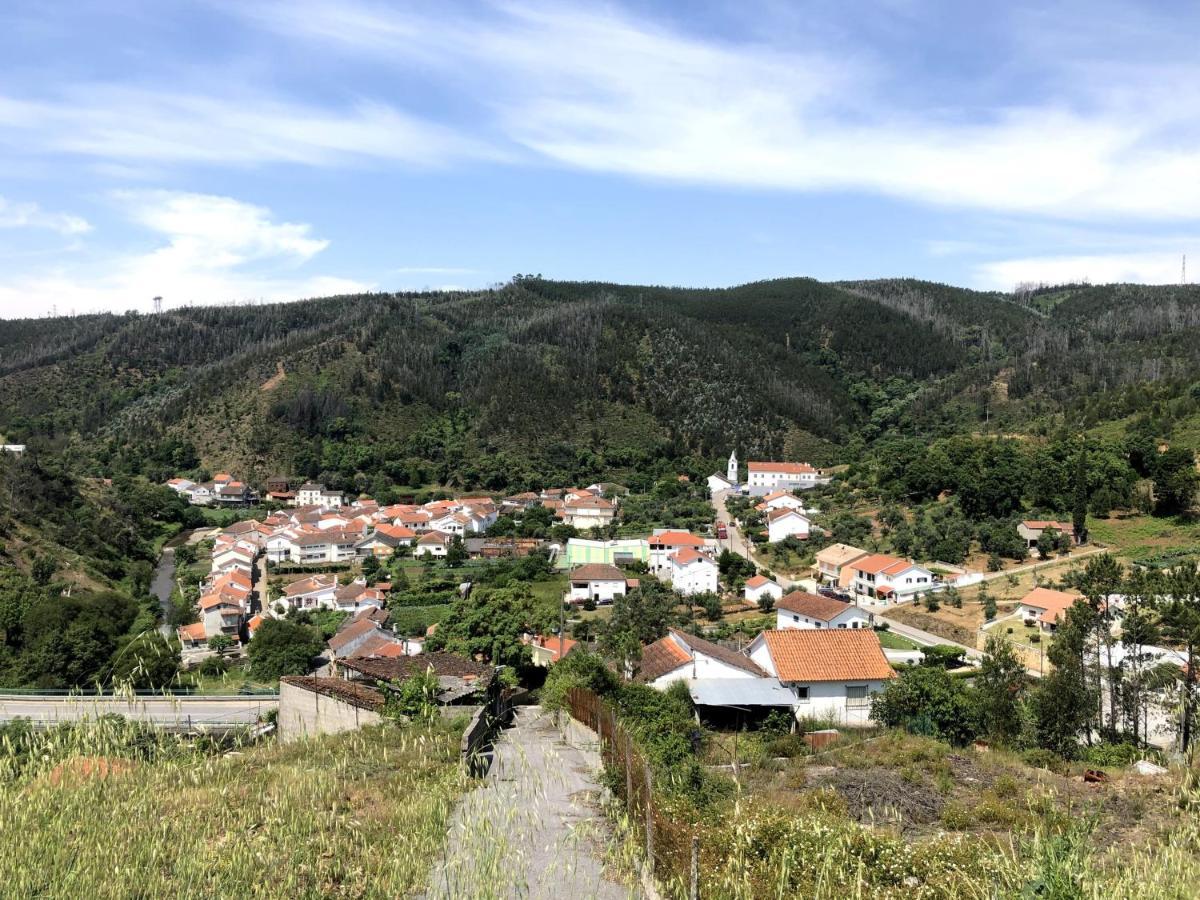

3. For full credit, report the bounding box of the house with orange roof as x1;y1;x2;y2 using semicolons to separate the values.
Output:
848;554;939;602
744;574;783;606
667;547;719;596
813;543;870;588
1017;519;1077;549
1016;587;1084;632
558;495;617;530
527;633;579;667
747;629;895;724
775;591;871;631
356;523;417;557
176;621;208;649
279;574;338;611
638;628;767;688
647;530;708;574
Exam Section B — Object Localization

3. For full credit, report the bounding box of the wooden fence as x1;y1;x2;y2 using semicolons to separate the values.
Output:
567;687;701;899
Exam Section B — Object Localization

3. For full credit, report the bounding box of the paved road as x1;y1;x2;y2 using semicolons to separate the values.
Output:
874;614;982;659
427;706;639;899
711;489;803;589
0;695;276;729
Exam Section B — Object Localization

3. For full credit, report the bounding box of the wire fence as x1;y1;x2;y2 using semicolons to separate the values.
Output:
566;687;701;899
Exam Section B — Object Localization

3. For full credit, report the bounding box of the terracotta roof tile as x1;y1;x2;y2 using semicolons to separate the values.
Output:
637;634;692;682
775;591;855;622
747;461;818;474
569;563;626;582
760;630;895;682
669;629;766;677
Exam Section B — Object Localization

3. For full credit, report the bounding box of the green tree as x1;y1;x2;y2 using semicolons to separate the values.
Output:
1160;568;1200;752
870;666;978;745
425;585;537;666
1030;602;1096;758
109;631;180;690
976;636;1026;744
1152;447;1199;516
247;619;323;680
599;582;680;677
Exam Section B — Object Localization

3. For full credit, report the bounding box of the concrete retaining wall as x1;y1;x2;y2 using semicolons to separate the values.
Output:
277;680;382;743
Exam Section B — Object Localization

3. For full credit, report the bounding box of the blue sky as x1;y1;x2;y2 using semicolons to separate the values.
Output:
2;0;1199;318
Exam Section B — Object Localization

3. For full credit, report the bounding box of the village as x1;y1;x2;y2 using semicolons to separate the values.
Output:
156;449;1184;749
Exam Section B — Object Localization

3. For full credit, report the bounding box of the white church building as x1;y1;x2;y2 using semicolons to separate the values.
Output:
707;450;740;495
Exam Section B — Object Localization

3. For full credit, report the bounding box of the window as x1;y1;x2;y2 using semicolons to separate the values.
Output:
837;623;846;629
794;686;810;702
846;686;868;709
792;614;799;622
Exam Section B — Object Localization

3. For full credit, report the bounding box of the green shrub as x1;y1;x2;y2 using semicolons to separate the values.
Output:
1022;748;1068;774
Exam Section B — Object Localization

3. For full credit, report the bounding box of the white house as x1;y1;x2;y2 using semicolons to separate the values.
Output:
568;563;630;605
848;554;940;602
747;629;895;725
746;461;825;493
667;548;719;596
559;496;617;530
638;628;766;689
766;507;811;543
775;591;872;630
744;574;783;606
288;529;359;564
1016;587;1084;632
760;490;806;513
278;574;339;611
2;444;26;455
414;530;452;558
648;530;707;576
297;483;344;509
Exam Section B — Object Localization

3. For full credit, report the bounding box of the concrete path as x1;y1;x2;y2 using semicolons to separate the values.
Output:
427;706;641;900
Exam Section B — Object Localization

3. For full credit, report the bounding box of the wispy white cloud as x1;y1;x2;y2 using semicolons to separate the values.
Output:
0;196;90;235
0;191;370;318
0;85;504;169
238;0;1200;221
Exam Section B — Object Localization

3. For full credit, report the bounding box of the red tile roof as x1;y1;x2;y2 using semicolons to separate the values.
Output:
852;554;913;576
745;575;774;589
569;563;626;582
1019;587;1083;625
669;629;766;677
637;634;693;681
760;630;895;683
747;461;818;474
776;591;856;621
648;530;705;548
670;547;708;565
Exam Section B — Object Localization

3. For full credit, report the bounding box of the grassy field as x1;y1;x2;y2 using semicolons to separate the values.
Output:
1088;513;1200;564
693;727;1200;898
0;719;466;898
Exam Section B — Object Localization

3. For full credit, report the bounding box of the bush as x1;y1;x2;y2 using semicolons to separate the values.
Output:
1022;748;1068;774
197;656;229;677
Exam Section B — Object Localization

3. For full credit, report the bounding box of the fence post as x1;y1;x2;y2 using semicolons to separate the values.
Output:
690;836;699;900
625;735;633;809
644;767;654;879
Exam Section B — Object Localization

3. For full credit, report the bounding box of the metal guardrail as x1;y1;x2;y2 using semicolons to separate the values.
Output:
0;690;279;700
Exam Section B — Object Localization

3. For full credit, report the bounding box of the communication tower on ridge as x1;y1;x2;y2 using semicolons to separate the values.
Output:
153;296;163;314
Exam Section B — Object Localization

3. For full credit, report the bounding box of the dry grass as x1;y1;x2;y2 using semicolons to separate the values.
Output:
0;718;467;898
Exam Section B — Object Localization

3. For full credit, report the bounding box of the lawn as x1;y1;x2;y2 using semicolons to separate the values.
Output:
874;629;923;651
0;720;467;897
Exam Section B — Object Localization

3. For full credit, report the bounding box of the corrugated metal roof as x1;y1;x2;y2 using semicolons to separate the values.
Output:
687;678;797;707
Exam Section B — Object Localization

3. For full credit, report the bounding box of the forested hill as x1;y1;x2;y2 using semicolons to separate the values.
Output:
2;276;1199;493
